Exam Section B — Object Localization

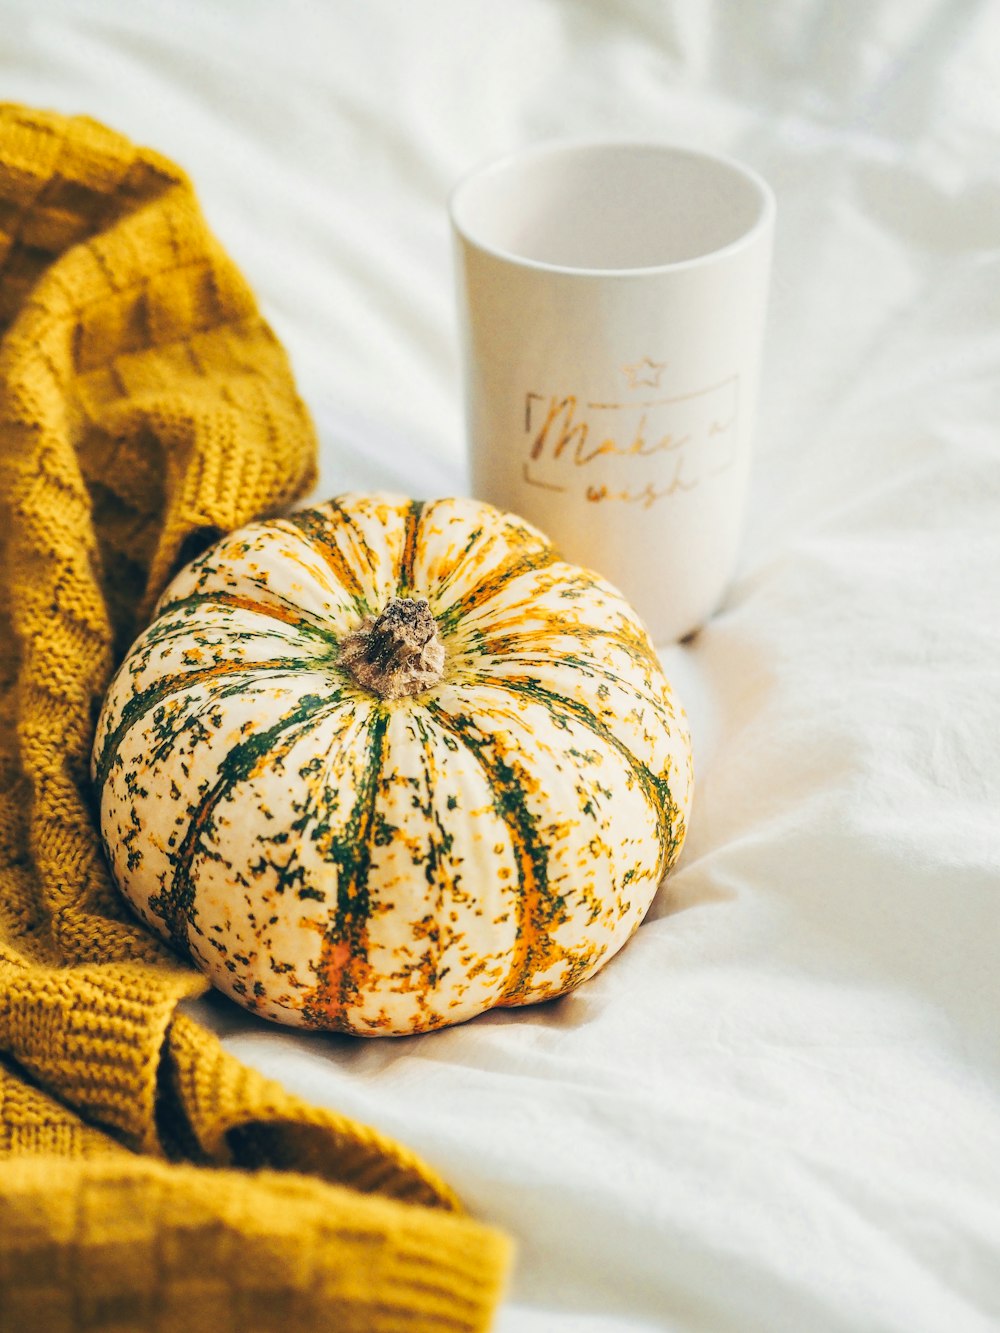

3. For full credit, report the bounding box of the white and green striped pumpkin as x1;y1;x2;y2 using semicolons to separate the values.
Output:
93;494;693;1035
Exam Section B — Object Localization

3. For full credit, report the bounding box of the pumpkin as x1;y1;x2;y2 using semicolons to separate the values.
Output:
93;494;693;1035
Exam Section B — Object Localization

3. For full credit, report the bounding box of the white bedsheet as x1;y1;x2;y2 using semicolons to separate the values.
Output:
6;2;1000;1328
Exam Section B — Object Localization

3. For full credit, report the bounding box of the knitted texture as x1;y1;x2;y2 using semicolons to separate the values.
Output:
0;104;510;1330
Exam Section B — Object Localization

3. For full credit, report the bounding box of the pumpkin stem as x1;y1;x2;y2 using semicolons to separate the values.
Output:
340;597;446;700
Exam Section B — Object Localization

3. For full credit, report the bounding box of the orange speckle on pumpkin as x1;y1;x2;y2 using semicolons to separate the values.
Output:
327;940;351;971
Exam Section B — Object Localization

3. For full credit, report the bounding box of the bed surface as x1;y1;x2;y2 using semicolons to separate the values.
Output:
6;2;1000;1328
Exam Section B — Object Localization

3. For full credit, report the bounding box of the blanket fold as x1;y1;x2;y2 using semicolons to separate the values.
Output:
0;103;509;1331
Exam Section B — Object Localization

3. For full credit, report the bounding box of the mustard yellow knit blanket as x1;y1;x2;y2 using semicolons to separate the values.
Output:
0;104;509;1331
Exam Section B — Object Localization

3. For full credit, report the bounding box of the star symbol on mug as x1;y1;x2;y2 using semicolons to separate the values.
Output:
622;357;668;389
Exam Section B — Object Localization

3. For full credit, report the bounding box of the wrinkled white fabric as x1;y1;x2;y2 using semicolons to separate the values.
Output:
5;2;999;1329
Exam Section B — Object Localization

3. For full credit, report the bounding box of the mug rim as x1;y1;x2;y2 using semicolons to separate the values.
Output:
449;137;776;278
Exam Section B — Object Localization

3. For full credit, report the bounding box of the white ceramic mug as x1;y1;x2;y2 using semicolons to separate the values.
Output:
450;140;775;644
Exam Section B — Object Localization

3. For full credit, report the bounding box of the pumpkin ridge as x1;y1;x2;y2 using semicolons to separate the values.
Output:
279;505;370;616
435;546;556;634
476;621;663;678
470;648;681;730
301;705;389;1030
148;691;343;956
422;519;486;606
395;498;426;598
142;674;354;780
138;611;317;656
94;654;326;793
417;510;546;609
404;709;456;1023
460;671;684;881
153;589;336;644
424;700;569;1005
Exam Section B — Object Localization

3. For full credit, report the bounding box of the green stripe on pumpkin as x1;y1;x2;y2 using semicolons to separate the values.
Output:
461;671;683;880
436;545;556;635
94;654;325;792
137;611;317;657
301;705;389;1030
424;700;568;1004
396;498;426;598
281;505;370;616
150;589;336;645
470;647;681;734
425;519;485;607
475;618;663;678
148;691;344;955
